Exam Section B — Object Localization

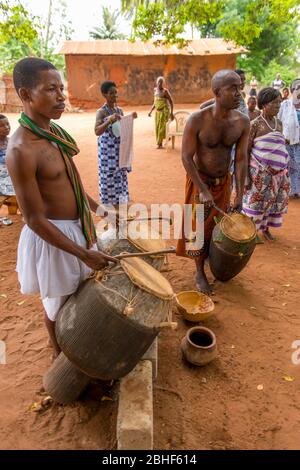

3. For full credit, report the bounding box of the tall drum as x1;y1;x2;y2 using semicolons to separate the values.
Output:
209;212;257;282
54;256;174;381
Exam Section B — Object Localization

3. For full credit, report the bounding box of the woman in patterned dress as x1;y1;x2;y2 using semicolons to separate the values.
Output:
0;114;15;197
95;81;137;207
243;88;290;241
148;77;174;149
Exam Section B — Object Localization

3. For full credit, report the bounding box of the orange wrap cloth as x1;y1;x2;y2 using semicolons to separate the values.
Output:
176;172;231;260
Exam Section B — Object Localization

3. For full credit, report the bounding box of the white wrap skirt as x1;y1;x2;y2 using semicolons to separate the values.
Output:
16;219;96;320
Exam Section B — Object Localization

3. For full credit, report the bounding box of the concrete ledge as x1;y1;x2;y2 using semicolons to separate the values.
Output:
142;337;158;380
117;360;153;450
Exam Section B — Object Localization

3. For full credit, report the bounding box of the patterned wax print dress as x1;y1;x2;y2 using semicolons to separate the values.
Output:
98;104;130;205
243;130;290;230
0;144;15;196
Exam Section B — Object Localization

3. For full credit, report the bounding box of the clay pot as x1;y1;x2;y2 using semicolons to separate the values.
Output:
181;326;217;366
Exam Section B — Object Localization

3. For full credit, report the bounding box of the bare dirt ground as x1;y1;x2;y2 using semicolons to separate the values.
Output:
0;107;300;450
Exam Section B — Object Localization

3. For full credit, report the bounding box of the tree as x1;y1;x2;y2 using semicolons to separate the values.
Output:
0;0;73;74
123;0;300;82
0;0;39;72
0;0;38;44
216;0;300;80
40;0;74;70
123;1;223;45
90;7;126;40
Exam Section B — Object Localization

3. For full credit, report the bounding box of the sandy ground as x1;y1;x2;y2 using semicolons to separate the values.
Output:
0;107;300;450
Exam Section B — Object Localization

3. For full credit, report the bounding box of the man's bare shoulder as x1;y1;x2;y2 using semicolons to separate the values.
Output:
232;109;250;128
189;107;212;125
6;127;39;164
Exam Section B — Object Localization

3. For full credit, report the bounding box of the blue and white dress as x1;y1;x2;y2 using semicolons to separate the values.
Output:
98;104;130;205
0;144;15;196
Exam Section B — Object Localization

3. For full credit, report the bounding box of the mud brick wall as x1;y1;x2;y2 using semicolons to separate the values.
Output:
0;75;22;113
64;54;237;109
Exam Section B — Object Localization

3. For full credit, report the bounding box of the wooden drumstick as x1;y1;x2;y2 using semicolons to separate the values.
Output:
212;203;236;224
131;217;173;225
114;247;176;260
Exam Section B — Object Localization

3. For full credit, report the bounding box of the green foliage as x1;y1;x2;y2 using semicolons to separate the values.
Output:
0;0;38;43
41;0;73;72
245;59;300;88
217;0;299;48
124;0;300;84
0;1;39;72
132;0;223;46
133;2;186;46
219;0;300;81
0;0;72;74
90;7;126;40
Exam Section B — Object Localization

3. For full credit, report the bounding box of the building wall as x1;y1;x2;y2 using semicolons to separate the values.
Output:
0;75;22;113
65;54;237;108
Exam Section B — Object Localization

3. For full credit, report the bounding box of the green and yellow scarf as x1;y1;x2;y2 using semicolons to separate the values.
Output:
19;112;96;248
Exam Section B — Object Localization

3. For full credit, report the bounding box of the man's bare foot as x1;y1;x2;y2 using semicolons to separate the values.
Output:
262;229;276;241
195;271;213;295
157;144;163;149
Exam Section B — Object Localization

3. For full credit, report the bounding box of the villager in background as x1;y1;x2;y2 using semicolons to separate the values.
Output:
243;87;290;240
95;81;137;206
247;97;261;121
279;78;300;198
148;76;174;149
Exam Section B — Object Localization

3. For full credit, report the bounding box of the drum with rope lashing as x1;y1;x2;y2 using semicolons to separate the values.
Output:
43;255;174;403
97;219;168;271
209;212;257;281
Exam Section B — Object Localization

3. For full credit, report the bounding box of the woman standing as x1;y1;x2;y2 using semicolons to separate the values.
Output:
249;76;258;97
279;78;300;198
95;81;137;207
243;88;290;241
148;77;174;149
0;115;15;198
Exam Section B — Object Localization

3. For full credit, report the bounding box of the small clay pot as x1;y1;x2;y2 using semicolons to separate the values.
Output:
181;326;217;366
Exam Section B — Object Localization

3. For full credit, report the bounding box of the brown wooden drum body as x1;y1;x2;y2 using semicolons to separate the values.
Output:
209;213;256;282
55;274;169;380
43;352;90;404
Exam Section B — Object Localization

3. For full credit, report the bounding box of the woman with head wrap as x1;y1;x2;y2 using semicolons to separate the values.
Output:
148;77;174;149
243;87;290;241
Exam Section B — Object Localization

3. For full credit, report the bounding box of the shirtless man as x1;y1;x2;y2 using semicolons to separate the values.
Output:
176;70;250;294
7;58;115;358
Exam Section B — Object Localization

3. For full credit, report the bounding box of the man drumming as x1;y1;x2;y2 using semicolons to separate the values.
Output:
7;58;115;358
177;70;250;294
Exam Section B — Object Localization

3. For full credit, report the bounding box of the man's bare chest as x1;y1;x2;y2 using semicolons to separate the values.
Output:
35;142;67;180
198;122;242;149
